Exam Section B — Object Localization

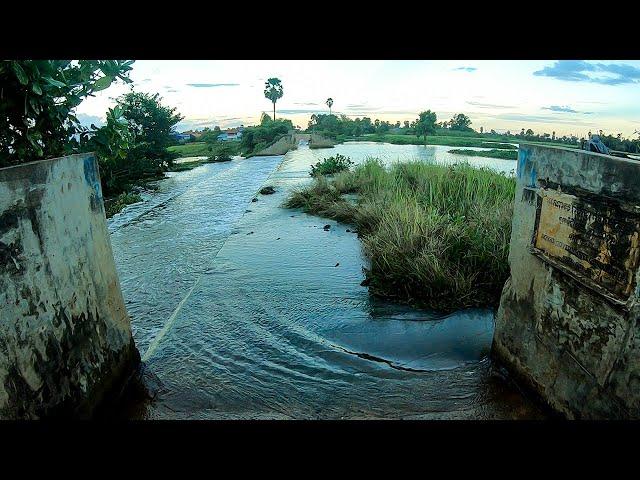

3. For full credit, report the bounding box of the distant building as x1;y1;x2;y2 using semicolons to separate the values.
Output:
171;132;194;143
182;130;204;139
217;125;244;142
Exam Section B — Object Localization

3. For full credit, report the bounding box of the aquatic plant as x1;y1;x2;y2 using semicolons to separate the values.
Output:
285;159;516;311
448;148;518;160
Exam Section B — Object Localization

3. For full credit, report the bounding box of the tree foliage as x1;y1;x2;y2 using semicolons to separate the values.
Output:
326;97;333;115
415;110;437;144
240;118;292;155
449;113;472;131
0;60;133;167
117;91;184;166
264;77;283;121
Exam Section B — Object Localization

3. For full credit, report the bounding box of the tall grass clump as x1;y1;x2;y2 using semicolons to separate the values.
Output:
284;158;515;312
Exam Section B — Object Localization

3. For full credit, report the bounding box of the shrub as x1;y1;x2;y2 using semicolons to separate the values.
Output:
309;154;354;177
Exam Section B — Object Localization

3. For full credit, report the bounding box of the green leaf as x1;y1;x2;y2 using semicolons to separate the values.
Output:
32;83;42;95
43;76;66;88
12;62;29;85
92;75;113;92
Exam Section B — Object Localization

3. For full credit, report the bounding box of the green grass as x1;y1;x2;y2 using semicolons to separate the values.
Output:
480;142;517;150
105;192;143;218
169;160;206;172
284;159;516;312
167;142;212;156
448;149;518;160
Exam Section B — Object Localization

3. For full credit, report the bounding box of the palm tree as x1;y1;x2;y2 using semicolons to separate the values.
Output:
326;97;333;115
264;78;283;121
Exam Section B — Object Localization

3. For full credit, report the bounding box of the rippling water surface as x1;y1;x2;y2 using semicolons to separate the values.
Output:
108;142;544;419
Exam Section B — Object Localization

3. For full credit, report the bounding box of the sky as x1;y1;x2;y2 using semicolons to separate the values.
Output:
76;60;640;138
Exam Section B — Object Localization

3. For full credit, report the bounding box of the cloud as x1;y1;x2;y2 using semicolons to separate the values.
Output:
534;60;640;85
295;102;320;106
276;109;324;114
466;101;515;109
453;67;477;72
492;112;596;125
345;104;381;112
542;105;577;113
541;105;595;115
186;83;240;88
76;113;104;128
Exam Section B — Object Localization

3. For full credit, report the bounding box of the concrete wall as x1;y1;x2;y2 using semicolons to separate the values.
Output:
494;144;640;419
0;154;138;419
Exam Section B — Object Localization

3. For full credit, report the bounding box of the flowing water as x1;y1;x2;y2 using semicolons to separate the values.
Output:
108;142;545;419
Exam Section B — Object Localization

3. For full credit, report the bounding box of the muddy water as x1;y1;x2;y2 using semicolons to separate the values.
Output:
108;142;545;419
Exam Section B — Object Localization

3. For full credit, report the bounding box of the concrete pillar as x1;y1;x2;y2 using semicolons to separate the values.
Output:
0;153;138;419
494;144;640;419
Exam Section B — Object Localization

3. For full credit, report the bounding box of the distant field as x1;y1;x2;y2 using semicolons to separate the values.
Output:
168;142;212;156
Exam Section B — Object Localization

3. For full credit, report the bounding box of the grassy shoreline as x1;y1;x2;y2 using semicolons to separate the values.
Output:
334;133;578;151
284;158;515;312
448;148;518;160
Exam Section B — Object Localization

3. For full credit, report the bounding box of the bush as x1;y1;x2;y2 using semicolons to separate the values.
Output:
309;154;354;177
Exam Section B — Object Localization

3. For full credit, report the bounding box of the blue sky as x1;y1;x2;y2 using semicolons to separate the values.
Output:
76;60;640;137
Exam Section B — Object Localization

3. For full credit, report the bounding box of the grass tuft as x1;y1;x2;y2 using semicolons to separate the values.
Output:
284;158;515;312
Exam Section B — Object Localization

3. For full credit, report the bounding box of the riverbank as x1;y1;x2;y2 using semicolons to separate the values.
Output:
333;133;578;151
285;158;515;312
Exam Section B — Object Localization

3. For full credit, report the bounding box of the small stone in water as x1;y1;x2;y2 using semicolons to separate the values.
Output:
323;225;331;231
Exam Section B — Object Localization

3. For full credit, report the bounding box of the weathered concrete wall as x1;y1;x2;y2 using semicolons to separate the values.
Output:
494;144;640;419
0;154;138;419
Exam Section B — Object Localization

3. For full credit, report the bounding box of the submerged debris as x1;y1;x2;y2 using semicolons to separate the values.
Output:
259;186;276;195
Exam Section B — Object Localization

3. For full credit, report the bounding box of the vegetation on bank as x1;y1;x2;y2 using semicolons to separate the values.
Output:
448;148;518;160
240;115;295;156
304;112;640;154
284;158;516;312
104;192;143;218
0;60;184;204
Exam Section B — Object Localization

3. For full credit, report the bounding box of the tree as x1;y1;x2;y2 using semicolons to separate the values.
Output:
480;126;484;134
326;97;334;115
117;91;184;167
264;77;283;121
415;110;437;146
0;60;133;167
525;128;534;136
261;112;272;124
80;105;135;195
449;113;472;131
